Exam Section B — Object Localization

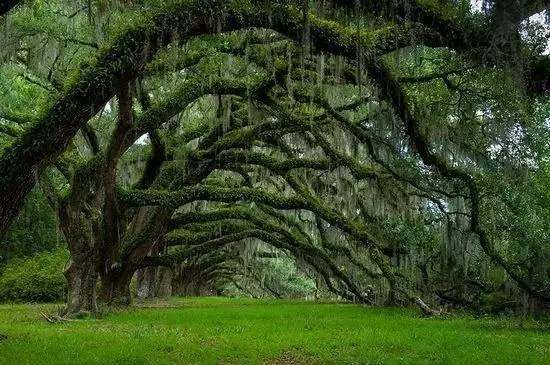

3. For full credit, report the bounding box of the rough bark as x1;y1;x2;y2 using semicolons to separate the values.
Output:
156;267;173;297
136;267;158;299
99;270;133;305
58;181;103;316
63;257;98;317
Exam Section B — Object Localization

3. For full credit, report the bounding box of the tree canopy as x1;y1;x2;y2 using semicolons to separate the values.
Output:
0;0;548;315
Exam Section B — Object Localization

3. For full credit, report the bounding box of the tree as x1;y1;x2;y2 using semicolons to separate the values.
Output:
0;0;548;315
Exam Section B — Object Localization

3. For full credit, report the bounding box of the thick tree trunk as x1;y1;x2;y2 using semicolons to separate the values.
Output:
172;273;213;297
100;270;133;305
59;200;102;317
63;258;98;317
156;267;173;297
136;267;157;300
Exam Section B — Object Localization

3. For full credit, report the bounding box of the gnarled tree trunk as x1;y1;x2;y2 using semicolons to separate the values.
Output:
63;257;98;317
59;196;102;317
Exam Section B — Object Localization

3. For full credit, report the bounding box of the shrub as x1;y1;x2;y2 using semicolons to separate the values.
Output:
0;249;69;303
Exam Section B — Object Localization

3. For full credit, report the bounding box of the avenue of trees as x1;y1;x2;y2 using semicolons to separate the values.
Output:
0;0;548;317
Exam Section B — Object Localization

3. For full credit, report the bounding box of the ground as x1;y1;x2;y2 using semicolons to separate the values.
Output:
0;297;548;364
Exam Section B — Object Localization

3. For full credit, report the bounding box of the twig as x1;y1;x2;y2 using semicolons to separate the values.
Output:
40;311;76;323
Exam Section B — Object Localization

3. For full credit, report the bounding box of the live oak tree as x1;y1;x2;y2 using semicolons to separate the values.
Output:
0;0;548;316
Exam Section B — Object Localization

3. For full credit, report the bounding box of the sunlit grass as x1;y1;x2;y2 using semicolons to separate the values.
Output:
0;297;548;364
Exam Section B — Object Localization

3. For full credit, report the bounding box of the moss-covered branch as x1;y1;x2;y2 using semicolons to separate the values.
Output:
1;0;443;236
118;184;307;211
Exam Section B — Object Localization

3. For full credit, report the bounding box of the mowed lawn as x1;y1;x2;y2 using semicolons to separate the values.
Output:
0;297;548;364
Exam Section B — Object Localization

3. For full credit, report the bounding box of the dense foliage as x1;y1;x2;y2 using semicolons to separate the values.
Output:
0;188;62;267
0;0;548;316
0;249;68;302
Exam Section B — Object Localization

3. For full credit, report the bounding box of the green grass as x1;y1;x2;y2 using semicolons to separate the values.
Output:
0;297;548;364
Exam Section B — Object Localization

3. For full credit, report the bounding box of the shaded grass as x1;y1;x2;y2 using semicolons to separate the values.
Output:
0;297;548;364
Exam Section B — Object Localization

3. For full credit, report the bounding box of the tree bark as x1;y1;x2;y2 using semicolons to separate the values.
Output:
172;270;213;297
156;267;173;297
63;257;98;317
58;195;102;316
136;267;157;299
99;269;133;305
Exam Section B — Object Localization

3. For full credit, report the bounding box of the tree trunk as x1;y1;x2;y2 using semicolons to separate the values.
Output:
172;272;213;297
156;267;173;297
63;258;98;317
59;200;101;317
136;267;157;299
100;270;133;305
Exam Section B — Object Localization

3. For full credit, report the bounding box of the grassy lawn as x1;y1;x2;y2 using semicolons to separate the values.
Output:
0;297;548;364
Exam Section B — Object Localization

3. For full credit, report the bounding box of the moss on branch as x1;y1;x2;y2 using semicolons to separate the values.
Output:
117;184;308;210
